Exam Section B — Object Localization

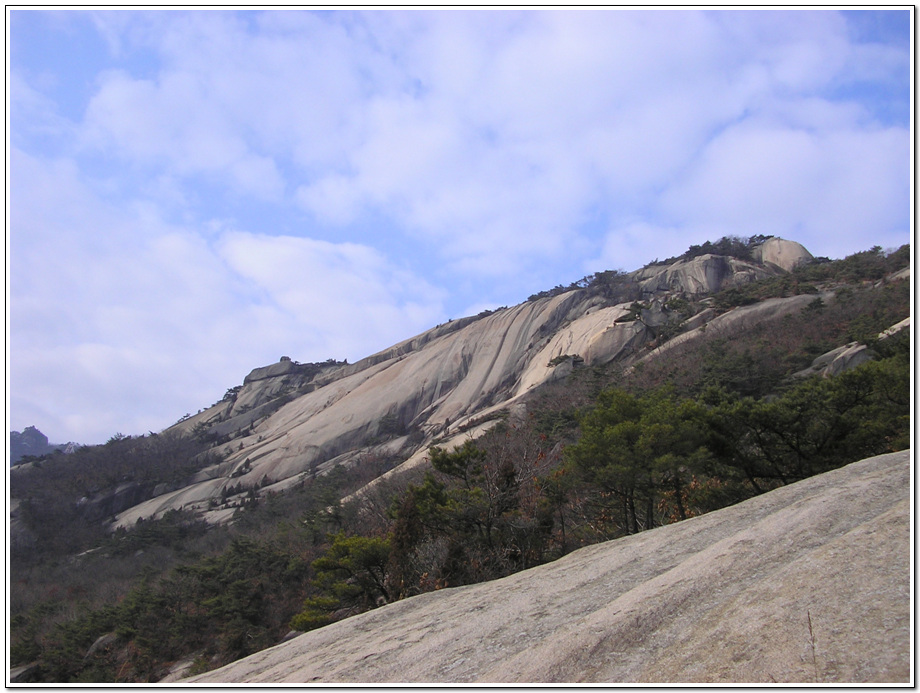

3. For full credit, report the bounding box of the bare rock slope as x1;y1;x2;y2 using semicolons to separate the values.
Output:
190;450;911;685
113;239;821;528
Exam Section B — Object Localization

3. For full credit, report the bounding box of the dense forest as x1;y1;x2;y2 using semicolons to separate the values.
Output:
9;241;911;682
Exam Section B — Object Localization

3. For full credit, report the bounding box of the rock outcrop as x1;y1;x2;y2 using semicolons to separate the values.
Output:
793;316;911;379
9;499;37;551
752;237;813;271
188;450;911;684
633;253;774;296
10;426;54;465
105;238;902;530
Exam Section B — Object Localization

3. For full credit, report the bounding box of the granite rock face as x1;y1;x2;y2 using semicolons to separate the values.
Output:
753;237;814;271
633;253;773;296
188;451;911;684
108;238;890;529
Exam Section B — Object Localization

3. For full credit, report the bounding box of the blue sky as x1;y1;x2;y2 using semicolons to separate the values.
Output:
8;9;912;444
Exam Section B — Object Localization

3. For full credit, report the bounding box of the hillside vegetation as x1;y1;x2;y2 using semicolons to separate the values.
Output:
9;238;910;683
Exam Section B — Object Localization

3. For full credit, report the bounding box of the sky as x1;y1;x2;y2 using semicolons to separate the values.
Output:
8;8;912;445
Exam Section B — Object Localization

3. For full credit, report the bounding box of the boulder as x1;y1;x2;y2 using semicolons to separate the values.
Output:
879;317;909;339
82;481;154;521
158;655;202;683
752;237;814;272
9;662;41;683
878;266;910;286
9;498;37;551
634;293;833;367
802;342;872;378
243;358;299;384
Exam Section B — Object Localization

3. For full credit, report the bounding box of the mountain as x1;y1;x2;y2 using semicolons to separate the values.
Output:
110;237;827;527
187;450;910;684
8;235;910;684
9;426;76;465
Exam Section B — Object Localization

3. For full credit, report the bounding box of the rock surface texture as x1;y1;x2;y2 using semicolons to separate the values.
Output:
752;237;813;271
189;450;911;685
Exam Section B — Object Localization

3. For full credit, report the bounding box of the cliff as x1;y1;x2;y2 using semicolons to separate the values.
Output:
111;238;817;528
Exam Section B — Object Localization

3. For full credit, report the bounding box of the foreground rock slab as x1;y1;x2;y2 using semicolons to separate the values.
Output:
189;451;911;684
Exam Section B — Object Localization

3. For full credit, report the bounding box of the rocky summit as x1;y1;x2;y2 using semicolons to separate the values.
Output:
111;238;819;528
9;426;73;465
189;450;911;684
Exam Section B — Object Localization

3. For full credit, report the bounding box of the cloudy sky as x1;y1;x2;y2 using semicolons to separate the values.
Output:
9;9;911;444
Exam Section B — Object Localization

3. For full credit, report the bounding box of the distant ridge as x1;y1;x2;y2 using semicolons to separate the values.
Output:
9;426;76;465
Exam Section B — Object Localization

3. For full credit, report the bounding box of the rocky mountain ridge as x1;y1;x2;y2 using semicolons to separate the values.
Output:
13;237;909;537
107;238;818;527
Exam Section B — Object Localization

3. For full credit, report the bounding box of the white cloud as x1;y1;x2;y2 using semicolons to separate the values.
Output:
216;231;445;356
295;174;363;225
71;10;909;275
659;116;909;257
81;68;285;201
592;221;693;274
9;70;75;147
10;147;444;443
293;10;905;277
10;9;910;443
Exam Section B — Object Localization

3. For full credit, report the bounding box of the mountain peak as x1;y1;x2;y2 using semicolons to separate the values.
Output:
113;238;821;527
